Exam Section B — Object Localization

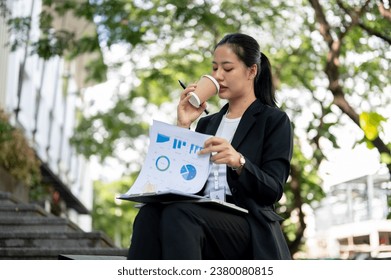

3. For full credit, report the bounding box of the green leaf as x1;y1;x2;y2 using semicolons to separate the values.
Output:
380;152;391;165
359;112;387;141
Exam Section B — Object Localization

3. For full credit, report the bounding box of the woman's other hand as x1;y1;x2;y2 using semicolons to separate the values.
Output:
199;137;241;169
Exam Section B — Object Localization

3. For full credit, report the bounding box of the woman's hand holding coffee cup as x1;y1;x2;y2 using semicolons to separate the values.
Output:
177;83;207;128
177;75;219;129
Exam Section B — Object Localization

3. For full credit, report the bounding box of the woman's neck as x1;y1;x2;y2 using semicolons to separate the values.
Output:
226;96;256;119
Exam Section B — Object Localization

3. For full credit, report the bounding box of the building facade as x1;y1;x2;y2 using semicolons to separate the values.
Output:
0;0;101;231
306;170;391;259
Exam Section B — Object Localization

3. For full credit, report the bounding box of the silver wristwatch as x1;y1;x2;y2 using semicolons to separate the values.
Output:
231;153;245;171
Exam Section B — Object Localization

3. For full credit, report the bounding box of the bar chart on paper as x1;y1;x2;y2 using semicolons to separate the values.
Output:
123;120;212;195
157;133;203;155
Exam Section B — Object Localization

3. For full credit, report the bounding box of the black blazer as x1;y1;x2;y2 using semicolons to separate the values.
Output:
195;99;293;259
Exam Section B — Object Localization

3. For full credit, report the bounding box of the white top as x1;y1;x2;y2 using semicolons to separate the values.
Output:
203;114;241;197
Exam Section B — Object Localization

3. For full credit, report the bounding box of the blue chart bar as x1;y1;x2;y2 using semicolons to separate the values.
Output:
160;134;200;154
189;144;203;154
156;133;170;143
173;139;187;149
179;140;186;148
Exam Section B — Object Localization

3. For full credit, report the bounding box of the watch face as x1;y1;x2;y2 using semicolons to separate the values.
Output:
240;155;245;165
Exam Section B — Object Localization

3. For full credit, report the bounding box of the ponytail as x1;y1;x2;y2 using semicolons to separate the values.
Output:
254;52;277;107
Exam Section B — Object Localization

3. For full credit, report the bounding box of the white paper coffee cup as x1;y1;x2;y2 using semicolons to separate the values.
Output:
188;75;220;108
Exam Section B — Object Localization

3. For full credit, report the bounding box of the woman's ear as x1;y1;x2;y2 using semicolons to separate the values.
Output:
248;64;257;80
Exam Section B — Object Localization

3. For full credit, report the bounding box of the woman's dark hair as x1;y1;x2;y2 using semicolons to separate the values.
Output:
215;33;277;107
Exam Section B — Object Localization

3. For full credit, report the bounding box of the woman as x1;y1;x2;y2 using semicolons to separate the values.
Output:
127;33;293;260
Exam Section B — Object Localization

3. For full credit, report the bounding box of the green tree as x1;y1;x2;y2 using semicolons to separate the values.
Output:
306;0;391;171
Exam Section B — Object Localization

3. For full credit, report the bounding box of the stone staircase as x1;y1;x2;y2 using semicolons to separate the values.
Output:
0;191;127;259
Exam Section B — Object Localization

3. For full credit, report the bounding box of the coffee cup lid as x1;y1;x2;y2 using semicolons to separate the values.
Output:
202;75;220;94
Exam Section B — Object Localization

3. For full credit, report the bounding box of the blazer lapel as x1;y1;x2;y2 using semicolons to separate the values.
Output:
231;100;263;149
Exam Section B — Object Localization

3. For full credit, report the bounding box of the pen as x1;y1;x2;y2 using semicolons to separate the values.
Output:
178;80;209;115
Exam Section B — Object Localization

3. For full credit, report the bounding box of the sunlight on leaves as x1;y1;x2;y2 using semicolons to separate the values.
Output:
359;112;386;141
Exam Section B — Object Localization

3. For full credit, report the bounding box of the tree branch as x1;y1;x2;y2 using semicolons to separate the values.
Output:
359;22;391;44
337;0;391;44
308;0;334;45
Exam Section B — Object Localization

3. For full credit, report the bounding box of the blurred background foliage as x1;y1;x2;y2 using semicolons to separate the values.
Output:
0;110;41;188
92;175;139;248
3;0;390;253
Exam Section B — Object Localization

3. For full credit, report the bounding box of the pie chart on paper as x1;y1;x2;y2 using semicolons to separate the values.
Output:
180;164;197;180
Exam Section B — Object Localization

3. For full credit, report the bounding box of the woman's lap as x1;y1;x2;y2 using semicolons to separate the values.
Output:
127;202;251;260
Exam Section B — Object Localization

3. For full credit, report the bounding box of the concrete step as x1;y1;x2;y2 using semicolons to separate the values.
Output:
0;203;50;217
0;247;128;260
0;231;116;248
0;191;18;205
58;254;127;260
0;191;126;260
0;216;81;233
